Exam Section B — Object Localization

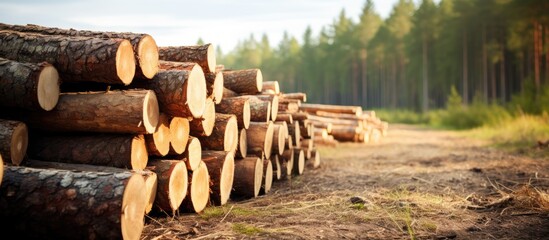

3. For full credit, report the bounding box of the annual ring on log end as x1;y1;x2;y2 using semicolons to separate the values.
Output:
206;44;216;73
116;39;137;85
243;100;251;129
253;158;263;197
191;163;210;213
298;150;305;175
187;138;202;171
213;72;224;104
270;96;279;121
37;65;60;111
137;35;159;79
169;162;189;210
220;151;235;205
11;122;28;166
277;126;285;155
169;117;189;154
256;69;263;92
225;116;238;152
121;173;147;240
144;172;158;214
131;135;148;170
188;65;207;118
264;159;273;193
201;98;216;136
263;122;274;157
143;90;160;134
239;129;247;159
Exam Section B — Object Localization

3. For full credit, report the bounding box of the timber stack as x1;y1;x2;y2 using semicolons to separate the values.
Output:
0;22;388;239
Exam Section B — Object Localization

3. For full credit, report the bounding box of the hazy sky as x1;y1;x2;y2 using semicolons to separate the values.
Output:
0;0;412;51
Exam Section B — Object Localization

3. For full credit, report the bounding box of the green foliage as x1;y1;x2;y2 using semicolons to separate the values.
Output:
231;223;264;235
375;109;429;125
509;81;549;115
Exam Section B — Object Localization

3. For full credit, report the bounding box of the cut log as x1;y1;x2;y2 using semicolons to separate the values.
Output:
0;119;28;166
308;115;363;129
232;157;263;199
247;95;271;122
312;122;333;134
197;113;238;152
132;64;206;118
236;128;247;159
143;172;158;214
0;30;135;85
299;103;362;116
300;121;312;139
285;136;293;151
222;69;263;94
178;136;202;171
28;133;148;170
288;121;301;147
168;117;190;155
301;139;314;153
7;90;159;134
280;147;294;180
158;44;216;73
216;96;251;129
262;81;280;94
278;101;299;113
271;154;282;181
247;121;274;158
281;92;307;102
147;159;188;215
180;161;210;213
201;150;235;206
0;165;147;240
275;113;293;124
331;125;361;142
292;148;305;176
189;98;216;136
145;113;171;157
307;149;321;169
314;137;339;147
0;57;60;111
290;112;309;121
272;123;286;156
315;111;370;122
254;94;279;121
223;87;238;98
0;23;159;79
259;158;273;195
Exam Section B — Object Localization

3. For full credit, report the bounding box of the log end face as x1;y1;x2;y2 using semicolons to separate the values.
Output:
207;43;216;73
121;173;147;240
220;151;235;205
187;137;202;171
213;71;224;104
188;64;207;119
169;117;190;154
116;39;137;85
224;115;238;152
37;64;60;111
238;129;247;159
131;135;149;170
137;35;159;79
271;96;279;122
153;114;172;157
263;159;273;194
201;98;216;136
277;127;285;156
10;122;28;166
263;121;274;158
253;157;263;198
243;100;251;129
143;172;158;214
169;161;189;211
143;90;160;134
274;155;281;180
191;162;210;213
255;69;263;93
298;150;305;175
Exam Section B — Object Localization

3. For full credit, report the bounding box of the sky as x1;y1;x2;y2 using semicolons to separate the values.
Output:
0;0;413;52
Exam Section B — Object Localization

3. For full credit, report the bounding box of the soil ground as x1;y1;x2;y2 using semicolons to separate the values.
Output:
141;124;549;240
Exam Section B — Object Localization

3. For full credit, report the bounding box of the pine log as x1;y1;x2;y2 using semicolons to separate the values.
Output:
314;137;339;147
290;112;309;121
308;115;363;129
246;95;271;122
299;103;362;116
0;57;60;111
281;92;307;102
0;23;159;79
0;165;147;240
0;119;28;166
272;123;286;156
315;110;370;122
180;162;210;213
216;96;251;129
271;154;282;181
170;136;202;171
285;136;293;151
6;90;159;134
147;160;188;215
254;94;279;121
131;65;206;118
278;101;299;113
222;69;263;94
28;133;148;170
307;149;321;169
189;98;216;137
331;125;361;142
280;147;294;180
201;151;235;206
259;158;273;195
261;81;280;94
247;121;274;158
197;113;238;152
236;128;247;159
275;113;293;124
223;87;238;98
292;148;305;176
232;157;263;199
0;30;135;85
145;113;171;157
288;121;301;147
300;120;312;139
312;122;333;134
158;44;216;73
301;139;314;153
143;172;158;214
168;117;190;155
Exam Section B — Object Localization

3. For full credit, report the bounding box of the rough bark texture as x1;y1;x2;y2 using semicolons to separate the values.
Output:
254;94;279;121
247;96;271;122
223;87;238;98
168;117;190;155
0;119;28;166
272;123;286;156
179;162;210;213
291;112;309;122
189;98;216;137
281;92;307;102
247;122;274;158
259;158;273;195
159;44;215;73
197;114;238;152
262;81;280;94
0;30;135;85
216;96;251;129
0;57;60;111
276;113;293;124
299;103;362;116
147;159;188;215
28;133;148;170
0;23;159;79
145;113;171;157
159;60;220;103
331;125;360;142
201;151;235;206
232;157;263;199
0;165;147;240
222;69;262;94
131;66;206;118
6;90;159;134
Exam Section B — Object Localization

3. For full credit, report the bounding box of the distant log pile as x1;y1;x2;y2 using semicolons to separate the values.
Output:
0;22;388;240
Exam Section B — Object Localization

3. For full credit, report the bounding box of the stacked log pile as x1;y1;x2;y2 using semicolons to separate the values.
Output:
0;22;388;239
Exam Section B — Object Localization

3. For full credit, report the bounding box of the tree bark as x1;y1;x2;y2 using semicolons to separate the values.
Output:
201;151;235;206
331;125;360;142
197;113;238;152
0;57;60;111
0;119;28;166
278;100;299;113
222;69;263;94
247;121;274;158
147;159;188;215
262;81;280;94
232;157;263;199
223;87;239;98
281;92;307;102
280;147;294;180
244;95;271;122
254;94;279;121
158;60;221;104
179;162;210;213
275;113;294;124
158;44;216;73
216;96;251;129
0;165;147;240
189;98;216;137
145;113;171;157
0;30;135;85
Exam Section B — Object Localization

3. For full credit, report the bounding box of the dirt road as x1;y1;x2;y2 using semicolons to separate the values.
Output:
142;124;549;240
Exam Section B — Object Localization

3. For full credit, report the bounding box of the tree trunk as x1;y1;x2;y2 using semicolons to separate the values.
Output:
500;42;506;103
331;125;360;142
259;158;273;195
482;27;488;102
166;136;202;171
201;150;235;206
0;165;147;240
189;98;216;137
262;81;280;94
281;92;307;102
179;162;210;213
146;159;188;215
232;157;263;199
168;117;190;155
0;57;60;111
222;69;263;94
246;95;271;122
145;113;171;157
247;121;274;158
0;22;159;79
131;65;206;119
271;123;287;156
236;128;247;159
158;44;216;74
0;119;28;166
158;60;221;104
216;96;251;129
288;121;301;147
290;112;309;122
254;94;279;121
275;113;294;124
0;30;135;85
197;113;238;152
278;100;299;113
28;133;148;170
534;20;541;93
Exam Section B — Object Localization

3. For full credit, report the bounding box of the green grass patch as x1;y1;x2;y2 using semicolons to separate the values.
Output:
232;223;264;235
200;206;226;220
